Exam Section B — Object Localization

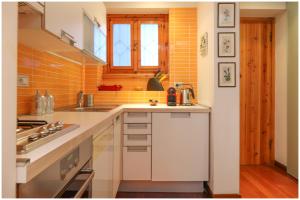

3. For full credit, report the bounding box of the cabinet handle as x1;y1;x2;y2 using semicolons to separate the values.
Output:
127;134;148;140
61;30;76;46
127;112;147;118
127;146;148;152
170;112;191;118
127;123;148;129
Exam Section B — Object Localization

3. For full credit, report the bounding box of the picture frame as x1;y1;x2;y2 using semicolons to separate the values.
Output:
218;3;235;28
218;32;235;57
218;62;236;87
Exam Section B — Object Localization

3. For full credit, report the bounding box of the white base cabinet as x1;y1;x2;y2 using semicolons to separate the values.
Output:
152;112;209;181
113;115;122;197
92;123;114;198
123;112;152;181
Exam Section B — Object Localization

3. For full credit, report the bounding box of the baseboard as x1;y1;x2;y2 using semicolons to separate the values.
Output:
204;182;241;198
274;160;287;171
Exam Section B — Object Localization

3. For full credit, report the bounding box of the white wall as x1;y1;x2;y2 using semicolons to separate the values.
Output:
197;3;214;106
2;2;18;197
212;3;240;194
275;11;288;166
198;2;240;195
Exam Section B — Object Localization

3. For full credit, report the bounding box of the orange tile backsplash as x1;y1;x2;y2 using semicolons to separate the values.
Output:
17;44;84;115
85;8;198;105
17;8;198;114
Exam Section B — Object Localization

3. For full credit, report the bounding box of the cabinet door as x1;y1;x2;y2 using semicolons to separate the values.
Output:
44;2;84;49
82;2;107;61
113;115;122;197
152;113;209;181
123;146;151;180
92;124;114;198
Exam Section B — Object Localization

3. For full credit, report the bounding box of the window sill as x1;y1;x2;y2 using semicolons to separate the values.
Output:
102;73;169;79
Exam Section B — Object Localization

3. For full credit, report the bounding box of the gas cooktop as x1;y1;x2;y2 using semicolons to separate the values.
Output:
16;120;79;154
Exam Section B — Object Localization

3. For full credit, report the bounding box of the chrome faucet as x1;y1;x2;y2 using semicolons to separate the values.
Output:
77;91;84;108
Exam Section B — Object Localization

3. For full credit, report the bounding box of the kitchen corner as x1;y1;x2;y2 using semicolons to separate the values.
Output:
16;103;210;197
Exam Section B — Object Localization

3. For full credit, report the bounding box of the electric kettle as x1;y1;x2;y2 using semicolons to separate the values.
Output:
180;86;195;106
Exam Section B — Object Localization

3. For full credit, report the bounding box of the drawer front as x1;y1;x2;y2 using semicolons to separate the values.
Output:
123;146;151;180
123;134;151;146
124;123;152;135
124;112;151;123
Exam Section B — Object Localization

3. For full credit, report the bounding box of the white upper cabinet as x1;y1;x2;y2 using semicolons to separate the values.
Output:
45;2;84;49
82;2;107;62
27;2;45;14
44;2;107;62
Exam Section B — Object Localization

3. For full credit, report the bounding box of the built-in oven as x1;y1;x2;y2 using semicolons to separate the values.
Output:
57;159;94;198
17;137;94;198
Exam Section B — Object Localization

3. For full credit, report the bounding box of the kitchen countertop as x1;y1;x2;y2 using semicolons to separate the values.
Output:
16;104;210;183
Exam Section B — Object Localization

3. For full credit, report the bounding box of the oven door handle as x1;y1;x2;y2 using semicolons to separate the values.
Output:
74;170;95;198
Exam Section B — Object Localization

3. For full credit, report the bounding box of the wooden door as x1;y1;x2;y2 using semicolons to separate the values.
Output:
240;18;275;165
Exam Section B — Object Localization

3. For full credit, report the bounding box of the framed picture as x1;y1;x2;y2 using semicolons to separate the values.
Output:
218;3;235;28
218;32;235;57
218;62;236;87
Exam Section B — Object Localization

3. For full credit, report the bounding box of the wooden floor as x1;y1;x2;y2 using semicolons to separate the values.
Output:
117;165;298;198
240;165;298;198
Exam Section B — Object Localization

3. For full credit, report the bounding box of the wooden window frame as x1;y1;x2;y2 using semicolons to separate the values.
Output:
106;14;169;74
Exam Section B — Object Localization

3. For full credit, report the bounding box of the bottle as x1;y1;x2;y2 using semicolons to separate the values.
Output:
45;90;54;114
32;90;46;115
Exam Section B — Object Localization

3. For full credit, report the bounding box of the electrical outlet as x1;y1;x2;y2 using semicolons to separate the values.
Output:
174;82;183;88
17;75;29;87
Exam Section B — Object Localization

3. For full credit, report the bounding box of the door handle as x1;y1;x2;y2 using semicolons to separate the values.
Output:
127;123;148;129
73;170;95;198
127;146;148;152
127;112;148;118
127;134;148;140
61;30;76;46
170;112;191;118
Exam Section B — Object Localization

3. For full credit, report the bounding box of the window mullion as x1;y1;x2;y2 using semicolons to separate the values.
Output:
133;19;138;73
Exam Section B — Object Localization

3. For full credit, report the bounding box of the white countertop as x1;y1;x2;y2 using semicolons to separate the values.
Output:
16;104;210;183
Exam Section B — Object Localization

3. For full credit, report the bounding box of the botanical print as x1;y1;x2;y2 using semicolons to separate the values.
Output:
218;32;235;57
218;62;236;87
218;3;235;27
222;36;232;55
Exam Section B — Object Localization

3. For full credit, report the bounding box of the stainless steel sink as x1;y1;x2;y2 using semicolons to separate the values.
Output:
59;105;119;112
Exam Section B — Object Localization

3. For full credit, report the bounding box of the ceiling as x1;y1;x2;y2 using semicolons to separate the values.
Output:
104;2;198;14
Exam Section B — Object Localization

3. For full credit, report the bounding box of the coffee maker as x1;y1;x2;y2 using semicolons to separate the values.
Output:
167;87;177;106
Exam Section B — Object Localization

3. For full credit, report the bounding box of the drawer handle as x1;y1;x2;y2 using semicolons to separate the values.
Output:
170;112;191;118
127;134;148;140
127;124;148;129
127;112;147;118
127;146;148;152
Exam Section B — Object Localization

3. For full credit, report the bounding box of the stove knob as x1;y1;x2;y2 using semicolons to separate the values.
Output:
48;123;57;133
55;121;64;130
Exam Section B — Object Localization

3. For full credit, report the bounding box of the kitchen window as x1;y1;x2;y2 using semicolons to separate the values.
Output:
106;14;168;74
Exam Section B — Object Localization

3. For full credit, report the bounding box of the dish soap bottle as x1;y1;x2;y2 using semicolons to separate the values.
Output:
32;90;46;115
45;90;54;114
